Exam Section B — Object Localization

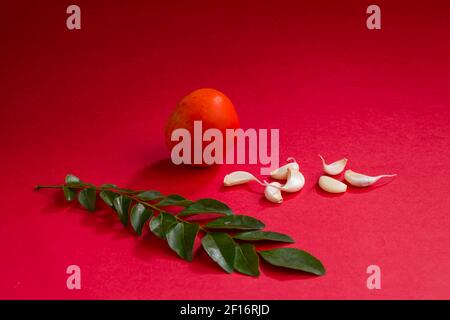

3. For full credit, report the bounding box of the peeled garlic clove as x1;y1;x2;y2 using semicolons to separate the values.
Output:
270;157;300;180
264;182;283;203
344;170;396;187
279;167;305;193
224;171;264;186
319;154;348;175
318;176;347;193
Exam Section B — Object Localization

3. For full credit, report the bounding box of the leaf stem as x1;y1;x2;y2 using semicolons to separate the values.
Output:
35;183;208;232
35;185;64;190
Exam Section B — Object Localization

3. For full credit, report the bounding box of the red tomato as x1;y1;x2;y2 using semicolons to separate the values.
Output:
165;88;240;165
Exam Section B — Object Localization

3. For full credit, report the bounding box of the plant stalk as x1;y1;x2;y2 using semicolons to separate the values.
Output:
35;184;208;232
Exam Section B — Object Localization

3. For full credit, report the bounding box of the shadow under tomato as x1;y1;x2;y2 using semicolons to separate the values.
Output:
129;158;221;196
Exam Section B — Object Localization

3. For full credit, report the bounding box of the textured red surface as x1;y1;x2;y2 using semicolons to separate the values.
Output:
1;0;449;299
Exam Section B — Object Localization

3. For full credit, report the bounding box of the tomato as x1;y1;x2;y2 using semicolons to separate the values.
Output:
165;88;240;165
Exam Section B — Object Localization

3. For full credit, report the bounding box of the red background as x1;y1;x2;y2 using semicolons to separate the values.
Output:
1;0;449;299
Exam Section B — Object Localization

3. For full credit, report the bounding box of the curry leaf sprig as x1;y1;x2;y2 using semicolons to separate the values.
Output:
35;174;325;277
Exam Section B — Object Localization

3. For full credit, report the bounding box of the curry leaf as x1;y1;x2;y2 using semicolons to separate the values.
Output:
156;194;193;207
99;190;118;207
149;212;177;239
234;231;294;243
166;222;199;261
78;188;96;212
234;243;260;277
178;198;233;217
101;183;119;189
113;195;132;226
204;215;265;230
201;233;236;273
136;190;164;201
130;203;153;236
63;187;76;202
65;174;80;185
258;248;325;276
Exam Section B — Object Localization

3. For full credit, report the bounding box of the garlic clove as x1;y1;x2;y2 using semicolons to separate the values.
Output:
264;182;283;203
318;176;347;193
279;167;305;193
270;157;300;180
224;171;265;187
319;154;348;175
344;169;396;187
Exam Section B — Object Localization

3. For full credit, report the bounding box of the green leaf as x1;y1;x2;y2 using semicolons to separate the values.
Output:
63;186;76;202
149;212;177;239
77;188;96;212
166;222;199;261
258;248;325;276
136;190;164;201
130;203;153;236
65;174;81;185
201;233;236;273
113;195;132;226
101;183;119;189
65;174;80;184
178;198;233;217
234;231;294;243
156;194;193;207
99;190;118;207
204;215;265;230
234;243;260;276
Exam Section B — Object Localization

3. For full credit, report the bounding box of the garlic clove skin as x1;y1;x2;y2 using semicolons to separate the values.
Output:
279;167;305;193
319;154;348;175
264;182;283;203
270;157;300;180
224;171;264;187
318;176;347;193
344;170;397;187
